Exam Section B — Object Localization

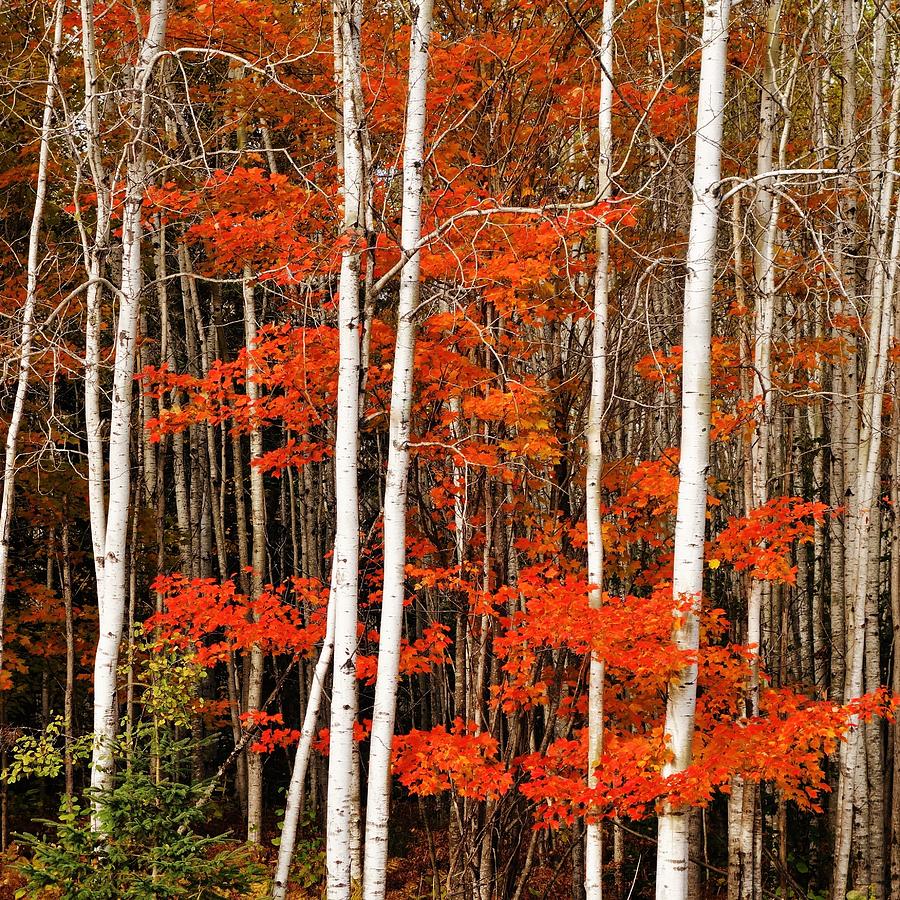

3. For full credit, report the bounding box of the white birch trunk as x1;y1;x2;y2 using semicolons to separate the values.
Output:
326;0;365;891
730;6;781;895
834;178;900;900
655;0;731;895
90;0;167;808
361;0;433;893
243;270;268;844
80;0;111;595
585;0;614;894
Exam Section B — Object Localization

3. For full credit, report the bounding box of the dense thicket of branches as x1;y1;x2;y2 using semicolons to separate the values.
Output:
1;0;900;897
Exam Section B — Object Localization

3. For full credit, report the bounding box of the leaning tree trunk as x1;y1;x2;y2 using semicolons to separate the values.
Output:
654;0;731;895
272;568;337;900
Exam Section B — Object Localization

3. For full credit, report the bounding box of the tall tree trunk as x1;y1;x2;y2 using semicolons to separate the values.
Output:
243;271;268;844
89;0;167;814
730;5;781;896
61;509;75;801
326;0;366;891
833;31;899;897
362;0;433;892
890;356;900;897
80;0;112;598
654;0;731;894
585;0;614;892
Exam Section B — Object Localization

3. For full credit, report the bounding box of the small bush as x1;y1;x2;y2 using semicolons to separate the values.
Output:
15;730;261;899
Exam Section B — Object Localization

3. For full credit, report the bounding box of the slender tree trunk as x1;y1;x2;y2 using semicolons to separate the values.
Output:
158;223;191;576
836;189;899;898
834;42;900;899
272;570;337;900
90;0;167;814
80;0;112;598
730;5;781;895
585;0;613;891
362;0;433;892
890;358;900;896
61;510;75;800
243;270;268;844
326;0;366;891
655;0;731;894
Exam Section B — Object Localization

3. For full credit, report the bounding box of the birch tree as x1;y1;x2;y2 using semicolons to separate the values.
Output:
655;0;731;894
243;272;268;844
3;0;900;894
79;0;113;601
89;0;167;804
833;36;900;900
272;570;337;900
362;0;434;893
584;0;614;893
730;4;780;894
326;0;367;891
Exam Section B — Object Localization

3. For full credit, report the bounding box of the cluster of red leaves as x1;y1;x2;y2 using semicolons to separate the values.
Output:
491;567;690;716
515;688;899;827
141;310;564;484
356;623;451;685
140;322;350;463
147;168;332;283
252;728;303;754
313;720;372;755
392;720;513;801
594;453;680;584
387;534;895;826
240;710;284;728
147;573;326;664
714;497;828;584
519;730;669;826
239;713;303;754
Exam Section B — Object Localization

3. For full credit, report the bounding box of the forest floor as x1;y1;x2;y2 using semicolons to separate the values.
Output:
0;803;583;899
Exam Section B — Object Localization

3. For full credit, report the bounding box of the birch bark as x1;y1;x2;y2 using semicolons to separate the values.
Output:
585;0;614;893
729;6;780;895
272;570;337;900
833;34;900;900
655;0;730;894
90;0;167;808
243;271;268;844
80;0;112;597
57;511;75;804
362;0;433;892
326;0;366;891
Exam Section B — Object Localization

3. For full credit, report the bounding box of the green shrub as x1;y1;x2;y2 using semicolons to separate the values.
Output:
15;731;261;899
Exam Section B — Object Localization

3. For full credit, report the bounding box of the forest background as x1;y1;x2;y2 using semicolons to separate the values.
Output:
0;0;898;898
